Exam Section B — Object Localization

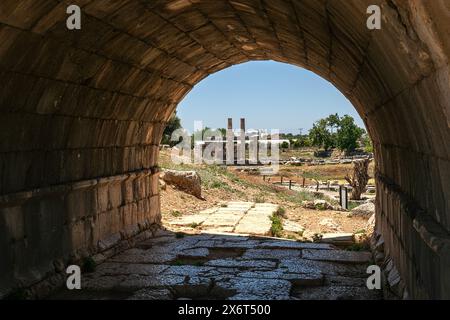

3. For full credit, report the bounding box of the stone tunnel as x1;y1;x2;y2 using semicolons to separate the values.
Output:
0;0;449;299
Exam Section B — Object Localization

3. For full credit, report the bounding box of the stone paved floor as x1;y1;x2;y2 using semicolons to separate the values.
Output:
51;230;382;300
165;202;279;235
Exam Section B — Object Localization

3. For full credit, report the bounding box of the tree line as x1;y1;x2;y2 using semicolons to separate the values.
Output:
281;114;372;153
162;113;373;154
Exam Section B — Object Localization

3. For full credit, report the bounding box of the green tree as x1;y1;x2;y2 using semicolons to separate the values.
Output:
326;113;341;133
309;119;335;151
281;141;290;150
336;115;365;153
162;113;182;146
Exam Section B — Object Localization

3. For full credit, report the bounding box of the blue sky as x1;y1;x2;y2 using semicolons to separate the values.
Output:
177;61;364;134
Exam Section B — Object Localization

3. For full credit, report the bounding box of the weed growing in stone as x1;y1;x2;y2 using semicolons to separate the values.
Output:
270;214;283;238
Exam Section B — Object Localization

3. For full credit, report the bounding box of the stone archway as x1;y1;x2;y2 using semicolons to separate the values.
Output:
0;0;449;299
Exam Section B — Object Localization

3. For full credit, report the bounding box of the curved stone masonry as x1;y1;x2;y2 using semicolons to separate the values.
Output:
0;0;449;299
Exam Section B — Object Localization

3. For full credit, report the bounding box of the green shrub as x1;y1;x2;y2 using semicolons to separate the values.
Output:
171;210;182;217
270;214;283;238
314;202;329;211
275;207;286;218
210;181;225;189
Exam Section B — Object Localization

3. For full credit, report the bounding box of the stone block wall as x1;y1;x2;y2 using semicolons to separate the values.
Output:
376;173;450;299
0;168;161;298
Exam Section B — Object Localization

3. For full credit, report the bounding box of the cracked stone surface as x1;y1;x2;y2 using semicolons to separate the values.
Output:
50;232;381;300
168;201;278;236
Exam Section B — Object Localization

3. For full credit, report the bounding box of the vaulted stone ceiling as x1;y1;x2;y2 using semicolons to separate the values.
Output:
0;0;449;299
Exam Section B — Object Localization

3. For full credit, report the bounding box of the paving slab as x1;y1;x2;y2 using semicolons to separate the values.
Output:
234;205;277;235
127;288;172;300
279;258;367;277
302;249;373;264
291;285;381;300
319;233;355;245
50;201;379;300
167;214;211;226
202;212;243;227
257;240;335;250
177;248;210;258
93;263;169;277
282;220;305;233
110;248;176;264
205;258;277;269
222;278;292;300
242;249;302;260
238;270;324;286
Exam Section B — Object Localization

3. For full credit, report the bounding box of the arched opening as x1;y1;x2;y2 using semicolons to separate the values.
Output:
160;60;372;234
0;0;449;299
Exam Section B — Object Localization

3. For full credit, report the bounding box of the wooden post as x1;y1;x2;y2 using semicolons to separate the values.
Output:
302;177;306;188
289;180;292;190
281;176;283;185
339;185;349;210
263;175;266;181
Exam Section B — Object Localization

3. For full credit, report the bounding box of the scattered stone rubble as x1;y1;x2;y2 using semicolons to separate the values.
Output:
302;199;334;211
160;170;203;199
351;202;375;217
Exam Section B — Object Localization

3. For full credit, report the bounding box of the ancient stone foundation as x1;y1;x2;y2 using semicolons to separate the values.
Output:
1;0;450;299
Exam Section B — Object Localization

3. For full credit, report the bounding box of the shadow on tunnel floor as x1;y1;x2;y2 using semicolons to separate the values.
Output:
48;230;382;300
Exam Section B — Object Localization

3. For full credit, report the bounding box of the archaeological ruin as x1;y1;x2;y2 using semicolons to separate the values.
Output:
0;0;449;299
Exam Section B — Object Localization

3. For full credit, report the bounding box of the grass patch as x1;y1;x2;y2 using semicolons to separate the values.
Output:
189;222;201;229
275;207;286;218
253;193;266;203
210;180;226;189
270;214;283;238
347;201;361;211
277;190;318;205
170;210;182;217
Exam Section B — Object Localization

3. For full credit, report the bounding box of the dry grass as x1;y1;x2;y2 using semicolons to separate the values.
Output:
278;162;375;184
